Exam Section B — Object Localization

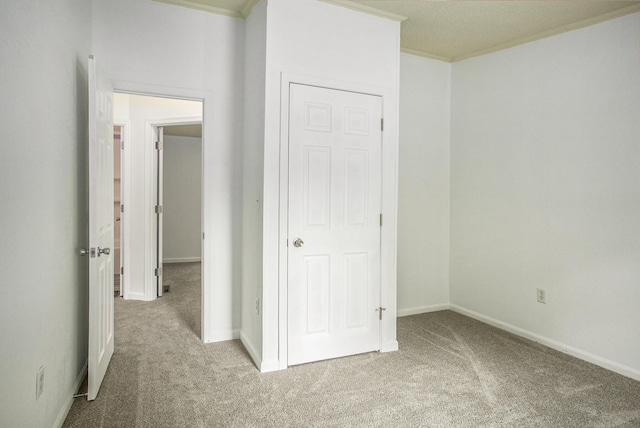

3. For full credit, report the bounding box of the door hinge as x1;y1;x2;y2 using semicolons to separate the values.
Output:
120;204;124;213
120;266;124;275
380;213;383;227
155;205;163;214
202;233;205;239
381;118;384;131
376;307;387;321
155;267;163;277
155;141;163;150
121;140;124;150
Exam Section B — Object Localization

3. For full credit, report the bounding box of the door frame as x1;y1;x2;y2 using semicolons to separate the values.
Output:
275;73;399;370
114;121;130;297
111;80;212;341
147;117;203;300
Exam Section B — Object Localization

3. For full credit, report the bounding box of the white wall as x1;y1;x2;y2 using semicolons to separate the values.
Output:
261;0;401;370
398;53;451;316
450;13;640;379
163;135;202;262
114;93;202;300
241;0;267;368
0;1;92;426
94;0;245;341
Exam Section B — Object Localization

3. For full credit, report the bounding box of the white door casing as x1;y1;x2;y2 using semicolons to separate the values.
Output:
88;55;115;401
287;84;383;366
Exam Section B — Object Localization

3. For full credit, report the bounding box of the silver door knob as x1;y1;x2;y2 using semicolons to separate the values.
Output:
98;247;110;256
293;238;304;248
80;248;90;256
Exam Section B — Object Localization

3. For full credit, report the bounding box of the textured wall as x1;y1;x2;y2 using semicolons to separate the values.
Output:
0;0;92;426
450;13;640;378
398;53;451;316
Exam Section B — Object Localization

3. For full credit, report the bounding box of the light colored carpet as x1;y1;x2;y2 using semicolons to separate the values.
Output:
64;262;640;427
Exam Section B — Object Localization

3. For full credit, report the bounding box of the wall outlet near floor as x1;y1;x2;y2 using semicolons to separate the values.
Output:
537;288;546;304
36;365;45;400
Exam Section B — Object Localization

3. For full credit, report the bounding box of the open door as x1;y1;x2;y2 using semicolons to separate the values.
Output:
155;126;164;297
87;55;115;401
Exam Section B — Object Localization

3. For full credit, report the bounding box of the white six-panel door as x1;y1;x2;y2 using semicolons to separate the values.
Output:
288;84;383;366
88;55;115;401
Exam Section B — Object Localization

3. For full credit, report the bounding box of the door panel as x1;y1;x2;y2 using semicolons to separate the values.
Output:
156;126;164;297
88;55;114;401
288;84;382;366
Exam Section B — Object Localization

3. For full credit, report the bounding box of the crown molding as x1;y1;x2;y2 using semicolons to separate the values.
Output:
320;0;408;22
401;48;452;64
152;0;243;18
240;0;259;18
452;3;640;62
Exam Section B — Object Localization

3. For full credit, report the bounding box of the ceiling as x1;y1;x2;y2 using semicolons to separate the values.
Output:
153;0;640;62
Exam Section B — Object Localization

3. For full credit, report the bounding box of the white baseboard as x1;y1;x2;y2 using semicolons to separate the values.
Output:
53;360;87;428
449;304;640;382
381;339;399;352
259;359;282;373
398;303;449;317
204;329;240;343
163;257;201;264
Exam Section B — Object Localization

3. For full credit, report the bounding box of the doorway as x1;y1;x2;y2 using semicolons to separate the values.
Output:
113;93;203;335
113;125;124;297
155;122;203;302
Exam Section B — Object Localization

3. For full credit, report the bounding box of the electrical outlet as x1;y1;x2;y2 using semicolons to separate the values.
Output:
537;288;546;304
255;297;260;315
36;365;45;400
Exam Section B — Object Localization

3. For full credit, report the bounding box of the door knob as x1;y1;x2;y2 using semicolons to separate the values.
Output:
98;247;110;256
80;247;97;258
293;238;304;248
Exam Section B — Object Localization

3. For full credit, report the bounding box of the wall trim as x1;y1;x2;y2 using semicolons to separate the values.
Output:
53;360;87;428
152;0;243;18
163;257;201;264
320;0;408;22
450;304;640;382
401;48;452;64
240;0;259;18
451;4;640;62
260;359;282;373
381;339;399;353
398;303;449;317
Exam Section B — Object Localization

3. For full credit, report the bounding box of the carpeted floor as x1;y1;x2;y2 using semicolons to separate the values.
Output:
63;262;640;427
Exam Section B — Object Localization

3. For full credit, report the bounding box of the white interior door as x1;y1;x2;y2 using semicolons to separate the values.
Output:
288;84;383;366
155;126;164;297
87;55;115;400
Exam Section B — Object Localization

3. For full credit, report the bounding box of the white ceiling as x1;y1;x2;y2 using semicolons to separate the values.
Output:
153;0;640;62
